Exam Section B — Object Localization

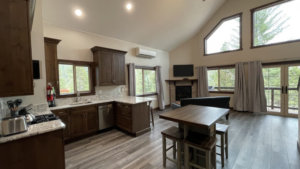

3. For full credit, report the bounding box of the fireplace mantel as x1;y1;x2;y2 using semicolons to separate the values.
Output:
166;79;198;82
166;79;198;86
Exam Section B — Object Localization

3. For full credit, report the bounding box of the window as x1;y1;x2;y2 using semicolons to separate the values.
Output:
58;60;93;97
135;66;157;96
207;67;235;92
252;0;300;47
204;13;242;55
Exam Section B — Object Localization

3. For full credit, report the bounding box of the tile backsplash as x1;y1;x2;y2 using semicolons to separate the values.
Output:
0;85;128;119
55;85;127;106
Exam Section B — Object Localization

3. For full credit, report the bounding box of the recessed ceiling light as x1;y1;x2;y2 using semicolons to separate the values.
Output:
125;2;133;11
74;9;83;16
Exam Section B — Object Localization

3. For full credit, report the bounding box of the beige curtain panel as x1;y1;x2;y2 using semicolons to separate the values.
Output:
155;66;165;110
233;63;248;111
128;63;136;96
247;61;267;113
197;66;209;97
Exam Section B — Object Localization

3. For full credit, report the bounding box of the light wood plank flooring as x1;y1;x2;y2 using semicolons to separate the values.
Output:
65;110;300;169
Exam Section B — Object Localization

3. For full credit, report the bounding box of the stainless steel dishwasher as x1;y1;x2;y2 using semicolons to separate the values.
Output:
98;104;114;130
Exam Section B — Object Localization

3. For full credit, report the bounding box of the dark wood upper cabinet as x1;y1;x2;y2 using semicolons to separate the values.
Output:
44;37;61;91
91;47;127;86
0;0;33;97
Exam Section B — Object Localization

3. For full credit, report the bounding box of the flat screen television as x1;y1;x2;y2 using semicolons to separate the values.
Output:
173;64;194;77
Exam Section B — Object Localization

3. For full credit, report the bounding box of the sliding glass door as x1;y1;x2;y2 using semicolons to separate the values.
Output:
263;64;300;117
287;65;300;115
263;66;282;114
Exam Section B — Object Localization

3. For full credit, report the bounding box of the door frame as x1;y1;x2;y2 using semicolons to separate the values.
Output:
263;63;299;118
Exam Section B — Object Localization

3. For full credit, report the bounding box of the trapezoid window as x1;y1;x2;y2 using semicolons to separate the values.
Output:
204;13;242;55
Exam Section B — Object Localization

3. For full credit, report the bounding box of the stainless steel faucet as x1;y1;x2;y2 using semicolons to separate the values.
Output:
75;91;81;102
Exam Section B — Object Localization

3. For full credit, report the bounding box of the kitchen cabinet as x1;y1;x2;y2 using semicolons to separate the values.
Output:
44;37;61;91
0;0;33;97
53;105;99;141
91;46;126;86
0;129;65;169
69;109;87;137
52;100;151;142
115;102;150;136
52;109;70;140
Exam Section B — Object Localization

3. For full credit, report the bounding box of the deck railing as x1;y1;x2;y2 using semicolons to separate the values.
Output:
209;86;298;110
264;87;298;110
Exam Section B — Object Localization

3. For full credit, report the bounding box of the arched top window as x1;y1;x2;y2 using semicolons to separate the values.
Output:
204;13;242;55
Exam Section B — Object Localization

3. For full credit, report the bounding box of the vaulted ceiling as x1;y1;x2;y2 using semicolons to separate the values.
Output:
42;0;226;51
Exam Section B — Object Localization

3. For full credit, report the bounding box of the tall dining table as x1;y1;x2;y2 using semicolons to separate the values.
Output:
159;105;230;168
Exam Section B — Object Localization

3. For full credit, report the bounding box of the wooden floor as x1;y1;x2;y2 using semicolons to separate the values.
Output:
65;110;300;169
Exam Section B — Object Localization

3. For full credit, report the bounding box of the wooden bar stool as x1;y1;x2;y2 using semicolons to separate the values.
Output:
161;126;183;169
216;123;229;168
184;134;216;169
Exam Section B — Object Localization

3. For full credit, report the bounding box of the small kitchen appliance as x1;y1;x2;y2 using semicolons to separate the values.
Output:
1;116;28;136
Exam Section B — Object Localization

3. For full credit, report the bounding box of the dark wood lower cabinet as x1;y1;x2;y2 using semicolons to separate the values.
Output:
69;109;87;137
53;109;70;140
52;105;99;142
86;107;99;133
0;129;65;169
52;102;150;143
115;102;150;136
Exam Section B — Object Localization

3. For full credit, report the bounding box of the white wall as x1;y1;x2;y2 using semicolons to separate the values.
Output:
170;0;300;69
43;23;170;108
169;0;300;105
0;0;47;109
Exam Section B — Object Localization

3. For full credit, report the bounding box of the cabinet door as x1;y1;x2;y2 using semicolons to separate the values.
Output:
0;0;33;97
98;51;113;85
44;38;60;91
52;109;70;140
86;106;99;133
112;53;125;85
116;103;132;132
69;110;86;137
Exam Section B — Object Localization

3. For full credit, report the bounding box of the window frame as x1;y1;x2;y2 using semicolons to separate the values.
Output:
250;0;300;49
57;59;95;98
204;13;243;56
135;65;157;97
207;65;235;94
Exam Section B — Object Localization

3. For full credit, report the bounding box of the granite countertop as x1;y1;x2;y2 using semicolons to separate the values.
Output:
50;96;156;111
0;110;65;144
0;97;155;144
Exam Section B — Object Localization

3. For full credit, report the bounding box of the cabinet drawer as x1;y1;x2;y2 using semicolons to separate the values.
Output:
117;104;132;118
52;109;68;116
69;105;97;112
116;116;132;132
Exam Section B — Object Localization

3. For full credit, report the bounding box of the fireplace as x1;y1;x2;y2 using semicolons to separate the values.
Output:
176;86;192;101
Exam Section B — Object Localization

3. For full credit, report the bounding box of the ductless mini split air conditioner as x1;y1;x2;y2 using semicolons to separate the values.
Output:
135;47;156;59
